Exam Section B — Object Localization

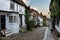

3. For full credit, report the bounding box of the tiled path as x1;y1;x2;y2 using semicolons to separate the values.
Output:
1;27;46;40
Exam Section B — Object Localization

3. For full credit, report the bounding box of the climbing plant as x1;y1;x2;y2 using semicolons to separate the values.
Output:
25;8;34;31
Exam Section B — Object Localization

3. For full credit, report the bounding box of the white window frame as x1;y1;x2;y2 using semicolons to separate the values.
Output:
9;16;17;23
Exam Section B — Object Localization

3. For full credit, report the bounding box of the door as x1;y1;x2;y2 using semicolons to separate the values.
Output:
19;14;22;27
1;15;6;30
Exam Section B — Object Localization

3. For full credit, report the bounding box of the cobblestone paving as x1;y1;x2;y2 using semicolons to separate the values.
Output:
1;27;46;40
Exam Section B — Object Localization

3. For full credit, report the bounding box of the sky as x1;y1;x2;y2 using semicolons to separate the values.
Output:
30;0;51;18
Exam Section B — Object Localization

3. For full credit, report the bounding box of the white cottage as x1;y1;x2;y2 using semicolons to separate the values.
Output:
37;13;43;27
0;0;27;36
30;9;43;27
20;6;26;30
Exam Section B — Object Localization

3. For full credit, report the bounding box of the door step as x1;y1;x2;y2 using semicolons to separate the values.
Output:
1;30;13;37
5;30;13;37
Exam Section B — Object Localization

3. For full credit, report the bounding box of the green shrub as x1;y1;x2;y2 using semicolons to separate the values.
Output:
26;20;34;31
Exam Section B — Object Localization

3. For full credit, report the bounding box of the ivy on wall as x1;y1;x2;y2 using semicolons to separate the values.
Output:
25;9;34;31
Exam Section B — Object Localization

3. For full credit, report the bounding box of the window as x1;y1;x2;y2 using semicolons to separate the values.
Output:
9;16;16;23
9;16;13;23
14;16;16;22
10;1;14;10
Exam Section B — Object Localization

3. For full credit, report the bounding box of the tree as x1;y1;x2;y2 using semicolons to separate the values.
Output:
50;0;58;17
49;0;59;29
25;8;30;30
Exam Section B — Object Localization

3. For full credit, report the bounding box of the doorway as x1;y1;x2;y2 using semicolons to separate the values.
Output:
1;15;6;30
19;14;22;27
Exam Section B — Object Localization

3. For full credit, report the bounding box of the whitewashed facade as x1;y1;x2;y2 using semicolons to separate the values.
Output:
0;0;29;36
37;16;43;27
20;0;30;30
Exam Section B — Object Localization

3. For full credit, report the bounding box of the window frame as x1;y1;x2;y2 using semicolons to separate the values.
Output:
9;16;17;23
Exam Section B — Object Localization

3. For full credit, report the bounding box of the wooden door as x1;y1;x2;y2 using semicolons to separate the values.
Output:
1;15;6;30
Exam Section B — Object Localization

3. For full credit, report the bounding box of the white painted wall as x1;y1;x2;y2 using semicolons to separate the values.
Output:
0;0;20;34
0;0;21;12
0;0;26;14
19;6;25;15
22;15;26;28
12;13;20;34
40;17;43;26
0;0;10;11
15;3;18;12
14;1;27;31
22;7;25;15
6;13;20;34
0;0;26;34
38;16;43;26
18;5;26;29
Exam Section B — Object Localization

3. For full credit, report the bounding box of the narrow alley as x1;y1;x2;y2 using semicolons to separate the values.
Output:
0;0;60;40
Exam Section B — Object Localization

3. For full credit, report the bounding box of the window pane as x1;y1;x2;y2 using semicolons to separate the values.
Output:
14;16;16;22
9;16;13;23
9;16;17;23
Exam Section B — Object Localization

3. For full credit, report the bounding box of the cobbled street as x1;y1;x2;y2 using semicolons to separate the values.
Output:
1;27;46;40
